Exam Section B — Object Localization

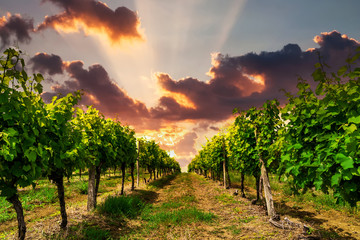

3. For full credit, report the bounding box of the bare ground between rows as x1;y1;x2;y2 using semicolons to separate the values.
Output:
1;173;291;240
2;173;360;239
1;178;150;240
159;173;303;239
141;173;360;239
119;173;304;239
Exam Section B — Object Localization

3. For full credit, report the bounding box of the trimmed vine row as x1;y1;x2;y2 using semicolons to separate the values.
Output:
0;48;180;239
189;47;360;224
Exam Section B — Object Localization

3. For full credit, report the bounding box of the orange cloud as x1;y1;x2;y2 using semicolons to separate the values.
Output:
37;0;143;44
157;73;197;110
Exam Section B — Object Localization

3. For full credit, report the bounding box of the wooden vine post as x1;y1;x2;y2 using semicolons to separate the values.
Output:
255;128;278;221
137;139;140;187
222;138;227;189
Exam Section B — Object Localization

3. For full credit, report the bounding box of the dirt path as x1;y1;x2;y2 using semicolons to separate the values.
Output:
143;173;300;239
2;173;359;239
1;179;140;240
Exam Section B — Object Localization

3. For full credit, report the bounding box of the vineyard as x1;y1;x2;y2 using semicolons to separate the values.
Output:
1;45;360;239
188;47;360;236
0;48;180;239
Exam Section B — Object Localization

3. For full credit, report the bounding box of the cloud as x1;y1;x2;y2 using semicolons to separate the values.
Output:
38;53;149;126
313;31;360;66
174;132;198;156
37;31;360;132
0;13;34;48
37;0;143;43
314;31;360;50
30;52;63;75
34;31;360;165
150;31;360;121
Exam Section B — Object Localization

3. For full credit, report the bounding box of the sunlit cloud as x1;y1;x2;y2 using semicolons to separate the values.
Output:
314;31;360;46
29;31;360;167
243;73;265;85
36;0;144;45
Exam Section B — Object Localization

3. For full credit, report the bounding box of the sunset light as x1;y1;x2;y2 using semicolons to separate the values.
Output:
1;0;358;170
244;73;265;85
1;0;360;238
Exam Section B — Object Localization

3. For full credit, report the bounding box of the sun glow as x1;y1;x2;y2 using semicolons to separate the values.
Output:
48;17;144;46
139;124;185;149
244;73;265;85
87;93;101;105
163;91;197;109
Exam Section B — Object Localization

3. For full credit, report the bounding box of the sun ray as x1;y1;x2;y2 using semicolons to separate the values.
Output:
213;0;247;51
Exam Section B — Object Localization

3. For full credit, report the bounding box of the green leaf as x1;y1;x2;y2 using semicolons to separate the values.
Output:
35;83;43;94
314;178;323;190
337;65;348;76
348;116;360;124
6;128;18;137
335;153;354;170
293;143;302;150
335;153;348;163
346;124;357;134
23;165;31;172
341;157;354;170
34;73;44;83
331;173;341;186
25;148;37;162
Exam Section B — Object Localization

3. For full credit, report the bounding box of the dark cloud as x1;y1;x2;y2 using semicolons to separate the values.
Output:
39;31;360;128
0;13;34;48
313;31;360;67
150;31;360;121
30;53;63;75
314;31;359;51
151;74;236;121
37;0;142;43
40;55;149;125
174;132;198;156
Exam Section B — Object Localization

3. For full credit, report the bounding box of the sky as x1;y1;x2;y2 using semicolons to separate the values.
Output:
1;0;360;168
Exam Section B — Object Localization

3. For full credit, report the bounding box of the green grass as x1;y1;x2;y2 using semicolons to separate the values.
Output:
0;168;147;224
229;170;360;216
82;226;111;240
224;225;242;235
216;193;237;205
116;173;217;237
177;194;197;203
277;179;360;213
140;173;216;230
160;201;184;209
22;186;58;209
72;181;88;195
44;223;112;240
141;205;215;229
238;215;255;223
146;173;177;190
98;195;145;219
0;186;58;222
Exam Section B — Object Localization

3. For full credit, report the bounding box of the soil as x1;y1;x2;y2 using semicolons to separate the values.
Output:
1;173;360;239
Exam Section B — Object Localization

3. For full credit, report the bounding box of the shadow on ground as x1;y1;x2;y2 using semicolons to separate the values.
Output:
227;183;358;240
46;173;179;239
